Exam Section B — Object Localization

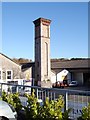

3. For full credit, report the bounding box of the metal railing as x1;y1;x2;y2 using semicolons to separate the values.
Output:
0;82;90;119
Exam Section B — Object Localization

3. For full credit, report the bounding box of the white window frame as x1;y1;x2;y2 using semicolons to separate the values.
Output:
6;70;13;80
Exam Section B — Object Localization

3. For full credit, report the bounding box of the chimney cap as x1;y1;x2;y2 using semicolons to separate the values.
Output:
33;17;51;25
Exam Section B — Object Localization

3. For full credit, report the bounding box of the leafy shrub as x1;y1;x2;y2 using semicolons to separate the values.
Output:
0;90;71;120
77;103;90;120
24;90;38;119
62;108;72;120
0;91;8;102
0;91;22;113
82;103;90;120
25;90;70;120
38;96;64;120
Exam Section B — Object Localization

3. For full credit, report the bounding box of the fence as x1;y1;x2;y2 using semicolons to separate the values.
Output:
0;82;90;120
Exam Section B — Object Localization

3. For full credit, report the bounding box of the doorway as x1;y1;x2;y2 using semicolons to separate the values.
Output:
83;73;90;86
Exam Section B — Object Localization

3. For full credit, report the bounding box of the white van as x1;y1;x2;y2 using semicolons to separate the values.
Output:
0;100;17;120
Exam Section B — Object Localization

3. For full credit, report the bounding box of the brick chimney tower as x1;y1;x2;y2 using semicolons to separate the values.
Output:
33;18;51;87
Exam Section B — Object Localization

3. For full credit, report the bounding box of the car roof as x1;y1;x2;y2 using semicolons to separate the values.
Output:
0;100;7;104
0;100;17;119
70;81;77;84
0;100;9;108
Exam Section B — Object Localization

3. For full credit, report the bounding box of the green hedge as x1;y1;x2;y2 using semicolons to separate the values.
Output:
78;103;90;120
0;90;71;120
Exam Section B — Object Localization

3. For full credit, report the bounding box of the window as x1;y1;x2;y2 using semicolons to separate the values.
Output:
47;26;49;38
44;42;48;76
6;70;12;80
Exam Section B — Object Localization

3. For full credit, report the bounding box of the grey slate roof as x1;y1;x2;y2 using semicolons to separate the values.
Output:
0;53;21;67
21;62;35;70
51;59;90;69
1;52;90;70
21;59;90;70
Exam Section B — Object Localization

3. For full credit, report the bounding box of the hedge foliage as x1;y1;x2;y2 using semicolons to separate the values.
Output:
2;90;90;120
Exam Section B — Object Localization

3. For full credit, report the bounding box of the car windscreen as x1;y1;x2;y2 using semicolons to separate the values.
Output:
9;104;16;112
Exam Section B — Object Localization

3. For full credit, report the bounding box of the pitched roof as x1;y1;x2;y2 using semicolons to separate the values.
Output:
0;53;21;67
1;52;89;70
21;62;35;70
51;59;90;69
21;59;90;71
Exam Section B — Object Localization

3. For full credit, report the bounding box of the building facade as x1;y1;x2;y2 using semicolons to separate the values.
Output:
51;59;90;86
0;53;21;82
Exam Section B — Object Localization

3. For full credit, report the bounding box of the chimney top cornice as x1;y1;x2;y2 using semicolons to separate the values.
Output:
33;18;51;26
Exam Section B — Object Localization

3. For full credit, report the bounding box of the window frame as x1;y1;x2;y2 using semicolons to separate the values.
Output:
6;70;13;80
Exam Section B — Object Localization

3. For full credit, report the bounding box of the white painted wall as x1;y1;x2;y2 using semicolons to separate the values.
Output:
51;70;56;83
51;69;71;84
57;69;70;82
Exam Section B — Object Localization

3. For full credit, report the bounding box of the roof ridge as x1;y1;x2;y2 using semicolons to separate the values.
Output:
0;53;20;66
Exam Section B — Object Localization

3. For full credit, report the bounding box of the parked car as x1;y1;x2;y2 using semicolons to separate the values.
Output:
0;100;17;120
69;81;78;87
